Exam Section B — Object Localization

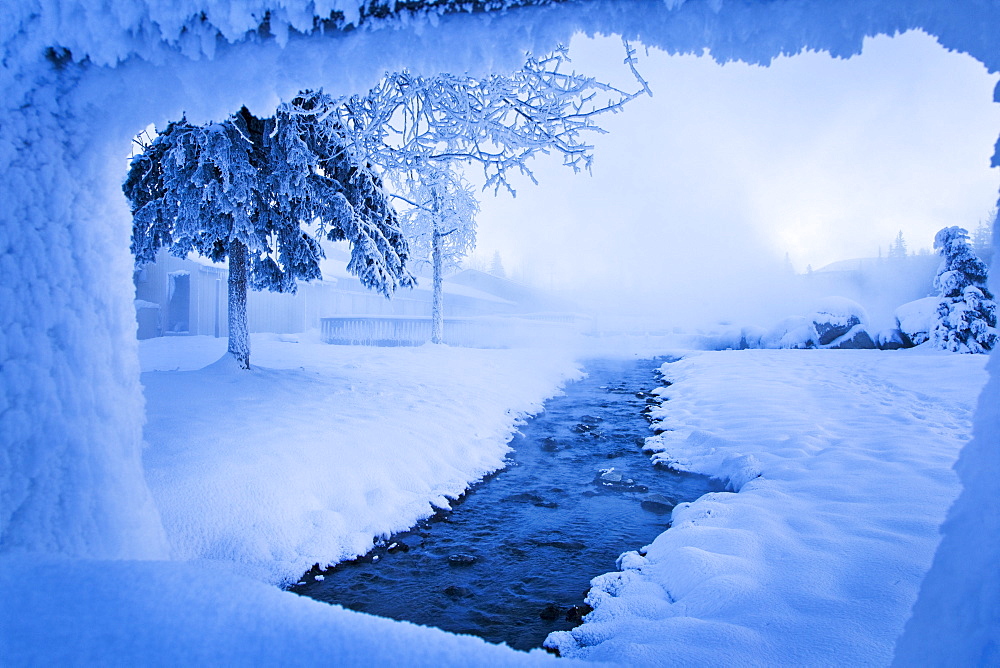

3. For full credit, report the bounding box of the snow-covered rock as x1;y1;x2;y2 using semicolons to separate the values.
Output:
895;296;941;346
738;325;767;350
810;297;869;346
875;327;909;350
824;324;876;350
763;316;817;349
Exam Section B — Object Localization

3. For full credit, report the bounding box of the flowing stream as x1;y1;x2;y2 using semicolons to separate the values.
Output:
292;357;721;650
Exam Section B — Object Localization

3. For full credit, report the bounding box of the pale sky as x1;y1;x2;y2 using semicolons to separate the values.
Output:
466;30;1000;324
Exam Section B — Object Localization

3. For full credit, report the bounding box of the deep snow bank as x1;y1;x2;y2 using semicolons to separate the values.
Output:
547;348;987;666
1;334;581;665
0;556;567;667
140;334;582;585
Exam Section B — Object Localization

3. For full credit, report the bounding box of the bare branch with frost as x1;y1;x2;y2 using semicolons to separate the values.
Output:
334;43;650;195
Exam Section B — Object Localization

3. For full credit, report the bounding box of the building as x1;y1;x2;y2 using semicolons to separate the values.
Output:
133;249;581;345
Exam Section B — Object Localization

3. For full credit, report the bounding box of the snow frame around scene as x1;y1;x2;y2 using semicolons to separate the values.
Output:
2;1;1000;665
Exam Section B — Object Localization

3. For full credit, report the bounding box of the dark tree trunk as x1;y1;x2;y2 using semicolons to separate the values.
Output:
228;239;251;369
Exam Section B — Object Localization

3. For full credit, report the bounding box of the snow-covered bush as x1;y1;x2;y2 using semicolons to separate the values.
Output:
930;226;997;353
687;323;745;350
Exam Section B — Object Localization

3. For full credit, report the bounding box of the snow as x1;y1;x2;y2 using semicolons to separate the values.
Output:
547;348;988;665
895;296;940;345
2;333;581;664
895;346;1000;666
140;333;582;585
3;0;1000;664
824;323;876;350
763;315;816;349
810;297;869;346
809;295;870;328
0;556;568;666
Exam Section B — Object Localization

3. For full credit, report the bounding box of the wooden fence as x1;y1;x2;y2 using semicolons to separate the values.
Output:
320;315;583;348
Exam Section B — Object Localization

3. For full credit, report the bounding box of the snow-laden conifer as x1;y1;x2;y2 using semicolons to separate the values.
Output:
888;230;908;259
124;91;413;369
930;225;997;353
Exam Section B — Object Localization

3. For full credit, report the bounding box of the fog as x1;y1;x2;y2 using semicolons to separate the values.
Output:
468;30;1000;332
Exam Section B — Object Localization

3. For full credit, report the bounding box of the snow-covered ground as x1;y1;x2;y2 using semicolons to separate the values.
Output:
547;347;988;666
0;556;566;666
3;334;583;665
2;339;989;665
139;333;583;585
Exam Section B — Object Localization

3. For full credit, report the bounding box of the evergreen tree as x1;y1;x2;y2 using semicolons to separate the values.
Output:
124;91;413;369
888;230;908;259
930;226;997;353
489;251;507;279
972;209;995;266
399;165;478;344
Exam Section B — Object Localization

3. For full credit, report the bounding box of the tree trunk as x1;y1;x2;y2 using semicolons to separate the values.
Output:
431;187;445;345
228;239;251;369
431;225;444;345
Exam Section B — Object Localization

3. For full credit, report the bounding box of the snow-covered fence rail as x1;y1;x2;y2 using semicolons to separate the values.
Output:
321;315;584;348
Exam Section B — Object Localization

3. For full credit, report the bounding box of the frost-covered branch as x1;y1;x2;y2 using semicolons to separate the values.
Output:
396;163;480;344
337;42;649;195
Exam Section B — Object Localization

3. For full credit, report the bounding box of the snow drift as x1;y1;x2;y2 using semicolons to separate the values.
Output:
140;335;581;585
548;349;988;665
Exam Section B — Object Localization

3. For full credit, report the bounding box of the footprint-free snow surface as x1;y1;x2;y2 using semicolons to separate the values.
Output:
293;357;720;650
2;344;988;665
548;348;988;666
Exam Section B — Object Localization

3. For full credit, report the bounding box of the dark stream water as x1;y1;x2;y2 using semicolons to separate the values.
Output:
292;357;721;650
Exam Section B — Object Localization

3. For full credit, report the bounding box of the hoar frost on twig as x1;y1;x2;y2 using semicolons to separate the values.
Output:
336;40;651;196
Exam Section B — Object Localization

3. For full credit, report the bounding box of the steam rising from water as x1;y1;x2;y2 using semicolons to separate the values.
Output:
470;30;1000;333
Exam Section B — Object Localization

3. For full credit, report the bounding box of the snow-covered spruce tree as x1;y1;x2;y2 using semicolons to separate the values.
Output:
888;230;908;259
124;91;413;369
398;165;479;344
972;209;995;266
930;226;997;353
489;251;507;279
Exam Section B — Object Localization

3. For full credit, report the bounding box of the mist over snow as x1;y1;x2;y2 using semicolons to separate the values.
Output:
472;30;1000;331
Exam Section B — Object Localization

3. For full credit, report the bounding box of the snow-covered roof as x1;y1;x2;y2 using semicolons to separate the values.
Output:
813;258;879;273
